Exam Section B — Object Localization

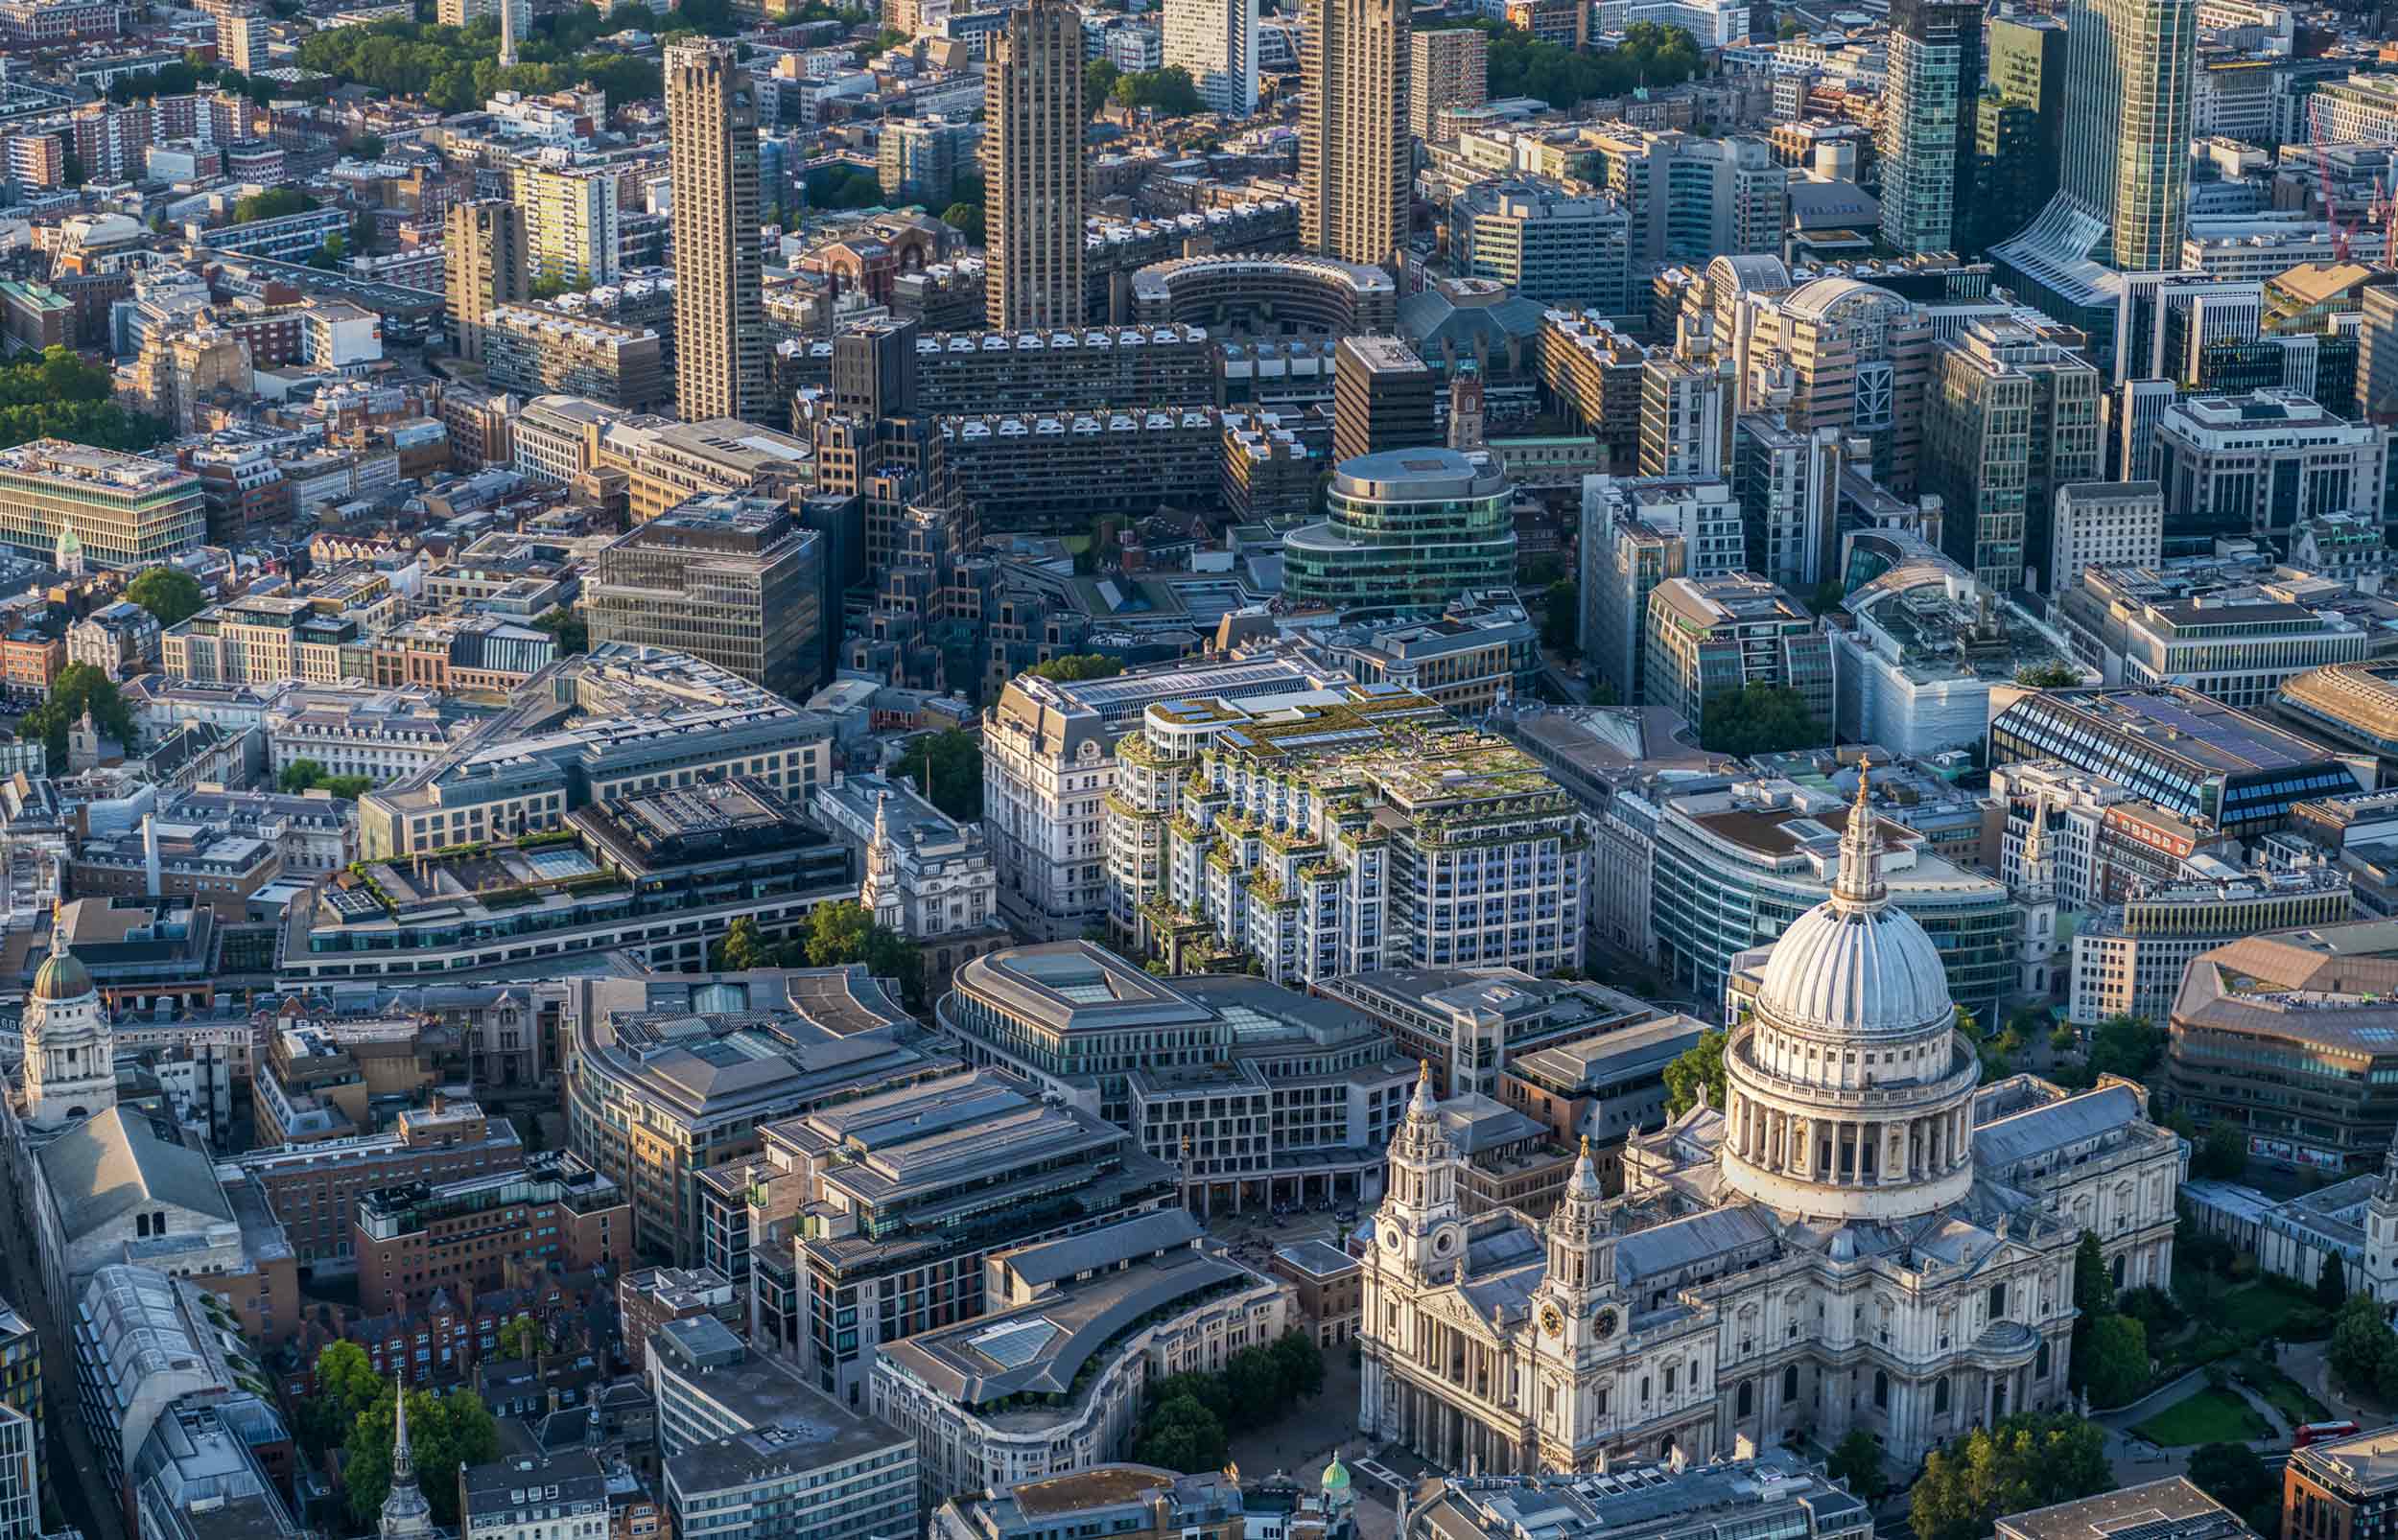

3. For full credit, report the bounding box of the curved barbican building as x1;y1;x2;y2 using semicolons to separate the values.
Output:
1359;769;2184;1475
1126;254;1398;336
1282;448;1518;615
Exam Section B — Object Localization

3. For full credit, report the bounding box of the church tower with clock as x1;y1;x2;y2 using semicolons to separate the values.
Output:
1375;1062;1466;1275
1356;763;2188;1478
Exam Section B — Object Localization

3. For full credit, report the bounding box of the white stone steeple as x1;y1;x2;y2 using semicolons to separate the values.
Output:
378;1375;434;1540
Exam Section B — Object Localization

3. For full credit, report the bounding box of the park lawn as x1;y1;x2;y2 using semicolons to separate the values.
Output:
2130;1388;2275;1447
2242;1356;2333;1427
2222;1281;2320;1340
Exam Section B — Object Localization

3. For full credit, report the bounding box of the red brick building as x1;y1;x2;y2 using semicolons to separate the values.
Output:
237;1097;525;1275
355;1153;630;1314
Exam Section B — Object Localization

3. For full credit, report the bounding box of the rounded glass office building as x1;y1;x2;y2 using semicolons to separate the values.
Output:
1282;448;1517;615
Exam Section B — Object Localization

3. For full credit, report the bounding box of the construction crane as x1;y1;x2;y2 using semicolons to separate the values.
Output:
2313;129;2367;263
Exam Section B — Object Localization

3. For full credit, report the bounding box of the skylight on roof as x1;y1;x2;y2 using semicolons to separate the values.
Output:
969;1318;1060;1368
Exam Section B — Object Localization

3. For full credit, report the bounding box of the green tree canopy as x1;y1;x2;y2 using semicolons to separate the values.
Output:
1908;1413;2112;1540
1110;64;1203;114
2329;1294;2389;1391
2320;1252;2351;1310
1029;653;1124;683
1134;1394;1227;1472
1662;1030;1726;1118
902;730;982;822
713;915;777;971
2185;1443;2281;1539
2015;660;2081;688
296;1340;383;1453
1473;19;1701;111
2067;1229;2112;1392
1698;684;1825;757
124;566;206;627
532;606;587;655
279;759;371;798
2194;1123;2247;1181
1827;1429;1888;1500
1083;58;1121;113
807;163;886;210
235;187;317;222
804;899;924;1004
1134;1333;1319;1472
342;1385;501;1529
2080;1315;2149;1407
941;199;985;243
0;347;168;454
1542;580;1578;657
22;663;134;769
494;1316;541;1362
1271;1329;1325;1400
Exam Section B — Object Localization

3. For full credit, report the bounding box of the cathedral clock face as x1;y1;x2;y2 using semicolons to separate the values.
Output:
1378;1222;1399;1250
1540;1302;1565;1338
1593;1308;1619;1340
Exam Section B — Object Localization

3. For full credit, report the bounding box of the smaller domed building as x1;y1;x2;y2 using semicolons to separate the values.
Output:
22;923;108;1132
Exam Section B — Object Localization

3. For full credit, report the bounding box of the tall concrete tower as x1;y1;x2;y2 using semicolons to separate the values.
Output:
1300;0;1409;269
984;0;1086;329
443;198;529;365
667;40;767;423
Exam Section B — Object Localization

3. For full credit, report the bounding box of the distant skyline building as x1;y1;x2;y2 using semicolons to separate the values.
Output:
1992;0;2197;292
985;0;1086;329
2061;0;2198;271
1970;13;2065;255
1878;0;1982;255
1301;0;1409;268
667;40;767;424
1163;0;1258;115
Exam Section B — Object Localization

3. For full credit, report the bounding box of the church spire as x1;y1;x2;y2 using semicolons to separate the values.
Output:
1832;758;1887;910
379;1375;434;1540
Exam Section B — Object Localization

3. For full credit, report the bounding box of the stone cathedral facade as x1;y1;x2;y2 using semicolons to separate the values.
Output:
1359;770;2184;1474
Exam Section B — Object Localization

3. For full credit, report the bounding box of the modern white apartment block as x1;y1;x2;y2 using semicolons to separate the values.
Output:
983;645;1352;940
1163;0;1258;114
508;154;623;286
1111;683;1586;983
